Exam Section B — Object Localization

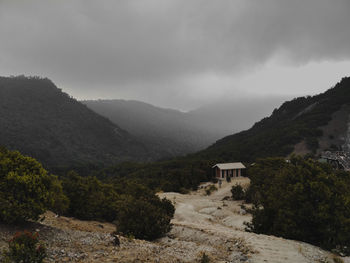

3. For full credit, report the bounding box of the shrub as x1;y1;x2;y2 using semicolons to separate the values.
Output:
200;252;210;263
61;171;120;221
60;171;176;240
61;171;175;241
48;176;69;215
0;148;68;224
246;156;350;254
332;256;344;263
2;231;46;263
231;184;245;200
115;197;174;240
205;185;218;196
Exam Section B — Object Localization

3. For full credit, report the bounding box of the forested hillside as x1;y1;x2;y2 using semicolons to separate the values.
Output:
2;75;350;192
98;77;350;192
199;76;350;162
0;76;150;168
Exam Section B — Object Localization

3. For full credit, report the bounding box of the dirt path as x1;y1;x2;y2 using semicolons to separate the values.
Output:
1;179;348;262
160;178;348;263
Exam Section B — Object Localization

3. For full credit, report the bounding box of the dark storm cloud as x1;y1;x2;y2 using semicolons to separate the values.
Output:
0;0;349;108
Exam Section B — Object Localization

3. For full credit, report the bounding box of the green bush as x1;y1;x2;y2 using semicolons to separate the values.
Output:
61;172;175;240
332;256;344;263
2;231;46;263
246;156;350;254
61;171;120;221
205;185;218;196
115;197;174;240
0;148;68;224
231;184;245;200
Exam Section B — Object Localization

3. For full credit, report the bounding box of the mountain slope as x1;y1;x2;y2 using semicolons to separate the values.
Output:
198;76;350;162
83;100;225;158
0;76;149;168
187;96;288;135
83;97;287;158
71;77;350;193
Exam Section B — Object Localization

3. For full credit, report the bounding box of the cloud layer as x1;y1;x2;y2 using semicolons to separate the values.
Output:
0;0;349;109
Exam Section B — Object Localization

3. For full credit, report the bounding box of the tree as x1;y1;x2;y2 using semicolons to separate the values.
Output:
0;148;67;224
61;171;119;221
2;231;46;263
115;197;174;240
231;184;245;200
246;156;350;255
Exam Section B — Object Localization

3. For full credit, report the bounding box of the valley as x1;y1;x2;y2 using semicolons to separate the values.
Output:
82;97;286;158
1;2;350;262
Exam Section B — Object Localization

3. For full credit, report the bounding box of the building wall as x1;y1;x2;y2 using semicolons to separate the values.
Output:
215;167;244;179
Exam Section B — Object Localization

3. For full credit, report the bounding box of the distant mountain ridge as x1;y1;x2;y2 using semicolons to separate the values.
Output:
83;97;286;158
3;74;342;173
0;75;286;170
83;99;223;158
0;76;150;168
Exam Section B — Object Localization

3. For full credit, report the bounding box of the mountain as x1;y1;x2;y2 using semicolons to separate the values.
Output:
98;77;350;192
83;97;286;158
82;100;223;158
0;76;149;168
187;96;288;135
198;76;350;162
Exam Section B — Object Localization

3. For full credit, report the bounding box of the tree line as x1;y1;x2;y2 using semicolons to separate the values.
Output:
0;146;174;241
243;156;350;255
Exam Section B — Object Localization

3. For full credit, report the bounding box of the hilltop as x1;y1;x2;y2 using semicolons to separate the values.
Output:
0;76;150;169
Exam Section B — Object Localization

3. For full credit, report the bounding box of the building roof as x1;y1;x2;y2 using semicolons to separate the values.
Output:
212;162;246;170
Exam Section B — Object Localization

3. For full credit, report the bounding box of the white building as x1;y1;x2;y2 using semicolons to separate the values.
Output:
212;162;246;180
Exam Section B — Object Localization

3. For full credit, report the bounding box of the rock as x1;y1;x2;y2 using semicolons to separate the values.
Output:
113;233;120;246
239;208;247;215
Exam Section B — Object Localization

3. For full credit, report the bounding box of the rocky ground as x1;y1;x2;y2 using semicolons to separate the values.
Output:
0;178;349;262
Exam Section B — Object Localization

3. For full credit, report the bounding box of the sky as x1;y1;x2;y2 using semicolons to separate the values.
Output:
0;0;350;110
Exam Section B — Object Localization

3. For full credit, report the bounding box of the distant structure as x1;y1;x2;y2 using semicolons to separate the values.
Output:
320;151;350;171
212;162;246;181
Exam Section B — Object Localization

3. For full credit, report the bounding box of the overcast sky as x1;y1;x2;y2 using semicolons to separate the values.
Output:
0;0;350;110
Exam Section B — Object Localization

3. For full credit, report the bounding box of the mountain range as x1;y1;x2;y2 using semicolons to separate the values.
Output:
99;76;350;192
0;76;150;168
83;96;286;158
1;75;349;173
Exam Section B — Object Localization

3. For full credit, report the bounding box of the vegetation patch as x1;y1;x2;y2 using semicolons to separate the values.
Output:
231;184;245;200
2;231;46;263
205;185;218;196
115;197;174;240
0;146;175;241
245;156;350;255
0;147;68;224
